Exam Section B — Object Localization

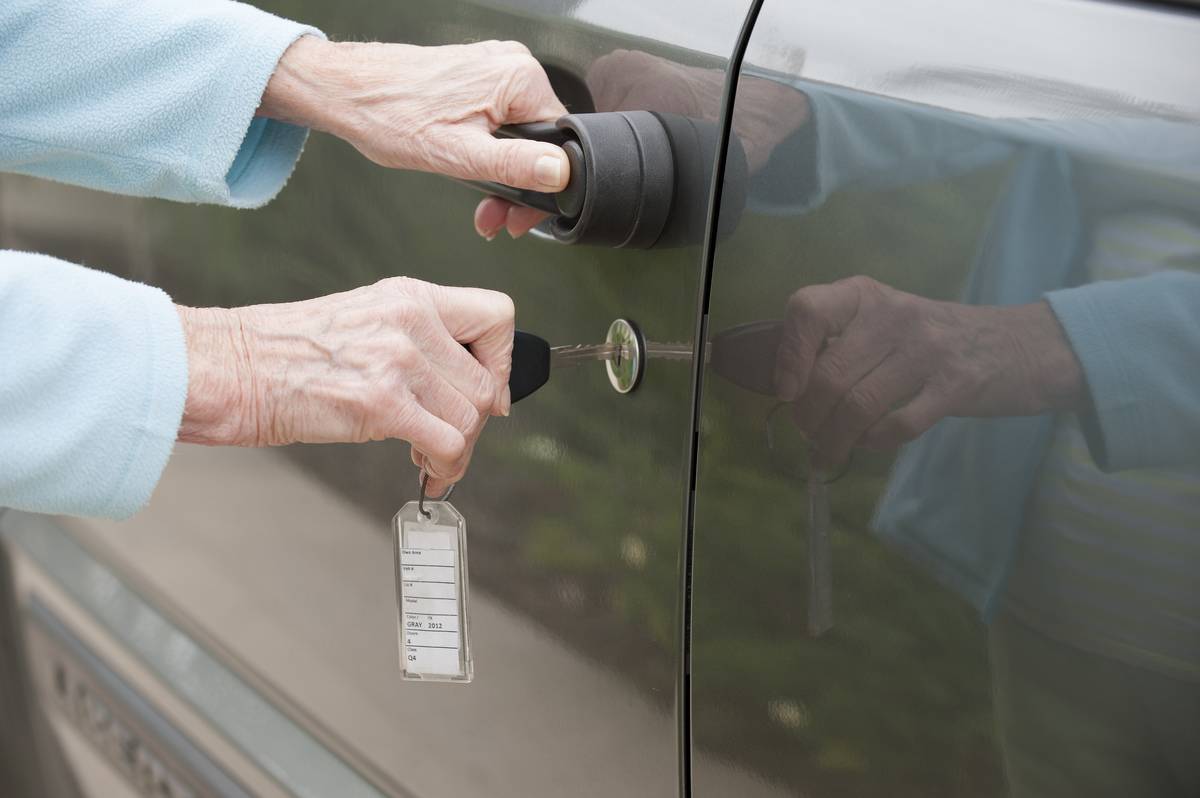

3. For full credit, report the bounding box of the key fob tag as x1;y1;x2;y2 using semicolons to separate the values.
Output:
393;500;473;683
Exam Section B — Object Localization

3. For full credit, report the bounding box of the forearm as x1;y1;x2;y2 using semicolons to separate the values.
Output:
0;0;319;206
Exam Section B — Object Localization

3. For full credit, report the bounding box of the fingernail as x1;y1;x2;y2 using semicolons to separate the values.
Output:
500;387;512;417
534;154;563;189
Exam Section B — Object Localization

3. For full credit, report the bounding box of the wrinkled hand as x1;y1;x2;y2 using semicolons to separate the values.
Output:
474;48;810;239
177;278;514;496
261;36;570;194
775;276;1085;469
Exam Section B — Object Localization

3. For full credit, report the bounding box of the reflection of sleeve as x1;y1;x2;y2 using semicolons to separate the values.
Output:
0;252;186;519
749;83;1014;214
1046;270;1200;471
0;0;322;208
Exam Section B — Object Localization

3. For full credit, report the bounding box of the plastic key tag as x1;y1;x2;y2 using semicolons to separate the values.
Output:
393;476;473;683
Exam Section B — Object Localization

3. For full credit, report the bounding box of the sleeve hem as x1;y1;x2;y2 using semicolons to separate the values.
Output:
99;288;188;520
1044;285;1144;471
191;15;324;207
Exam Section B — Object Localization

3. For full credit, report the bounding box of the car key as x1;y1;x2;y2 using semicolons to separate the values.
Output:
805;464;835;637
508;328;693;403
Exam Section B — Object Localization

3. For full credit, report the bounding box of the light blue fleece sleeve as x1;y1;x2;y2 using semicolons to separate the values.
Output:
0;0;323;207
1045;270;1200;472
1;1;325;519
0;252;187;519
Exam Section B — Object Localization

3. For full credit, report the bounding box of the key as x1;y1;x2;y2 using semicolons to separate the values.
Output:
508;330;652;402
506;326;729;398
806;463;835;637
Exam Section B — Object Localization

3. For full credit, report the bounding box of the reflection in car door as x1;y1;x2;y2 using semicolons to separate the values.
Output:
692;0;1200;796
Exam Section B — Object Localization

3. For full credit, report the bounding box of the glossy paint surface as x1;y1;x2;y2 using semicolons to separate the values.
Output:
691;0;1200;795
0;0;751;795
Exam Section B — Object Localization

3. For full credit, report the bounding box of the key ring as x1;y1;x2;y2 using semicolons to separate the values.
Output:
765;401;853;484
417;470;455;519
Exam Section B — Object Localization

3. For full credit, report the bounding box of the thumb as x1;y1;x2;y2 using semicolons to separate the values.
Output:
471;137;570;192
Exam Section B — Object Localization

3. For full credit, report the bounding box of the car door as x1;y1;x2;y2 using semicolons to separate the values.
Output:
690;0;1200;796
0;1;760;796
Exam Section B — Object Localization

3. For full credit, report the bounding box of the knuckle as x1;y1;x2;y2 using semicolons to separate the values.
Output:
785;288;815;316
440;432;469;463
472;371;499;411
844;385;882;423
449;402;480;437
392;338;426;372
491;290;516;322
843;274;882;296
498;144;529;184
812;352;850;393
498;40;531;56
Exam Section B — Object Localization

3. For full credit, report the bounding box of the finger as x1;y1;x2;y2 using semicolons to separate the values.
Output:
505;204;549;238
501;52;570;122
409;367;485;443
397;402;469;468
792;329;892;438
811;355;923;470
860;386;952;452
468;136;570;192
412;316;501;415
775;280;864;401
409;446;459;500
422;328;501;417
407;371;482;486
423;433;482;498
429;286;515;415
474;197;511;239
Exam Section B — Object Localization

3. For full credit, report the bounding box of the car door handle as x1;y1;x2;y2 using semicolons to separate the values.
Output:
464;111;747;249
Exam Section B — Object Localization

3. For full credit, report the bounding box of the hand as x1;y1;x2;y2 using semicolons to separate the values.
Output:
775;276;1085;469
473;48;810;239
177;278;514;496
260;37;570;193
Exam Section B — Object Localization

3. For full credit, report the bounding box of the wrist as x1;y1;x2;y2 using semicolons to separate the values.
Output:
176;306;258;446
1015;301;1087;413
258;36;362;139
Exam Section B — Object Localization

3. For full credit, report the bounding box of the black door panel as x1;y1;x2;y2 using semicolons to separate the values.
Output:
691;1;1200;795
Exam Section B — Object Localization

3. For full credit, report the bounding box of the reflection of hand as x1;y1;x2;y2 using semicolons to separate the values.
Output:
589;50;808;173
260;37;570;193
474;48;810;239
177;278;514;497
775;277;1085;469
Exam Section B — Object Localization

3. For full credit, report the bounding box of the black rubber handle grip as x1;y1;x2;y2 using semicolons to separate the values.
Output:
509;330;552;404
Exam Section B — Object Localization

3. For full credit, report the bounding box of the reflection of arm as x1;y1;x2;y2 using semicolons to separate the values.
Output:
1046;270;1200;471
0;252;185;519
747;78;1014;213
0;0;320;207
